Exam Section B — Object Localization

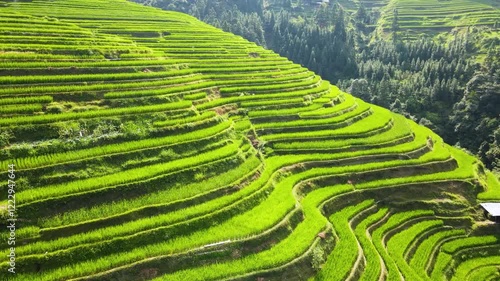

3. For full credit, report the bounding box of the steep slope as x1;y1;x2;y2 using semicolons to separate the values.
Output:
0;0;498;280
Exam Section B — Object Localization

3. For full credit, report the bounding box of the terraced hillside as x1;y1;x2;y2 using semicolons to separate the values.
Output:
333;0;499;39
0;0;499;280
378;0;499;38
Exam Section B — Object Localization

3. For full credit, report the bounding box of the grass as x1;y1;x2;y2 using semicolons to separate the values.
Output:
14;142;241;204
386;219;443;281
254;98;370;130
409;229;466;274
0;104;43;114
0;101;192;126
299;93;355;118
1;121;231;170
38;155;261;228
356;208;389;281
0;95;53;105
442;236;500;254
317;200;374;281
451;256;500;281
464;265;500;281
153;111;217;127
261;105;392;142
376;0;499;37
273;113;411;151
198;81;330;111
371;210;435;281
148;186;354;281
431;235;500;280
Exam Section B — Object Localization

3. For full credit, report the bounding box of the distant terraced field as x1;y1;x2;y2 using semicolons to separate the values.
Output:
336;0;389;12
0;0;499;280
378;0;500;38
336;0;499;39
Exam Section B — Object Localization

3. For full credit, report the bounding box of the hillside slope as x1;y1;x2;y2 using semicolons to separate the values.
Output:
0;0;499;280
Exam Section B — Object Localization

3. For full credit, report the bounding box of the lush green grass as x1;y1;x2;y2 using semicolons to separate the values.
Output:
442;236;500;254
478;171;500;200
1;121;231;170
0;104;43;114
153;111;217;127
371;210;435;281
464;265;500;281
409;229;466;274
0;101;192;126
431;235;500;280
376;0;499;37
0;95;53;105
387;219;443;280
37;154;262;228
148;185;354;281
451;256;500;281
273;112;411;151
356;208;388;281
254;98;370;131
317;200;374;281
298;93;355;118
198;81;330;111
261;105;392;142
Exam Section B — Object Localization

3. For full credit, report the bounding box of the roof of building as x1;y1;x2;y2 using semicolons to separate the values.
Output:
480;203;500;217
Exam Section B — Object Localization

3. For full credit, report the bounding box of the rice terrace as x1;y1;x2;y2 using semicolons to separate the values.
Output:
0;0;499;280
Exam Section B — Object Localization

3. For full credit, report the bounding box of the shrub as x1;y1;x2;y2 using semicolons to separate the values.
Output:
0;130;13;147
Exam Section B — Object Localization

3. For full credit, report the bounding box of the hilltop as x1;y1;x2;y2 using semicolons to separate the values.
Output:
0;0;499;280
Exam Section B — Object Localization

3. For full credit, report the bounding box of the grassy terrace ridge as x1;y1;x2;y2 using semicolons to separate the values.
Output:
0;0;498;280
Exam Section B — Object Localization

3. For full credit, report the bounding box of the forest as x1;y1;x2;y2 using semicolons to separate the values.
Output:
133;0;500;172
